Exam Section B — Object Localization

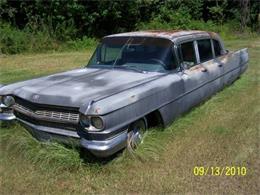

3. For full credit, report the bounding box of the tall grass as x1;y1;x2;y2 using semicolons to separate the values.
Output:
0;123;83;171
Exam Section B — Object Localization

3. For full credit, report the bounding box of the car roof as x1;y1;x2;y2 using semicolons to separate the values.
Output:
106;30;215;39
105;30;219;42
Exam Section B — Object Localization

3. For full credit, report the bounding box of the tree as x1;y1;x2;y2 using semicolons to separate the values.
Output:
239;0;250;32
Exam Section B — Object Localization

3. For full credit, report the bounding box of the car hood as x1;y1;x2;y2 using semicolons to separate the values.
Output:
0;68;163;109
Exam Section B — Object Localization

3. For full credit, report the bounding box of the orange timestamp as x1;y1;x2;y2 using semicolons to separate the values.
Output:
193;166;247;176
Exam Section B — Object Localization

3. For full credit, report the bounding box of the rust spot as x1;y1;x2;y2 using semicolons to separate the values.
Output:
207;31;218;39
95;108;101;114
145;29;183;37
146;29;182;33
108;30;211;40
219;52;233;60
188;65;207;72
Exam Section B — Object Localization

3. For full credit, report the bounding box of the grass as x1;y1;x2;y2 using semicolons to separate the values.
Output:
0;37;259;194
0;51;93;84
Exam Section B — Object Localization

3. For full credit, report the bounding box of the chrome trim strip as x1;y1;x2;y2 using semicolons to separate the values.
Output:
17;118;80;138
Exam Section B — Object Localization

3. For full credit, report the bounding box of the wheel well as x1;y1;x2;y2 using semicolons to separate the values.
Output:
145;110;164;128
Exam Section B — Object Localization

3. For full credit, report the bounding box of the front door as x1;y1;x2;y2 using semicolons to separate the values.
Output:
177;40;211;113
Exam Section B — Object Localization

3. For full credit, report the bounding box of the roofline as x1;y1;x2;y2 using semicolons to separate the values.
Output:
104;30;219;42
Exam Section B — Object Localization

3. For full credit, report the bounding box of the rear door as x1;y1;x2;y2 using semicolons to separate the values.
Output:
196;38;224;95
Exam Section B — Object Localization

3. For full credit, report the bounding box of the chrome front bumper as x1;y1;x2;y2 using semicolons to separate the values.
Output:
0;103;16;121
0;112;16;120
81;131;127;157
10;117;128;158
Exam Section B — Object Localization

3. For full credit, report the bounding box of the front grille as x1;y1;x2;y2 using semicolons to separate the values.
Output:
15;111;78;131
13;97;80;131
14;103;79;124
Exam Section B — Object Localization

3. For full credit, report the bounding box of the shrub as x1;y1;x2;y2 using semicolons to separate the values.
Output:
0;23;58;54
138;8;218;32
66;36;98;50
0;22;97;54
0;23;28;54
137;7;255;40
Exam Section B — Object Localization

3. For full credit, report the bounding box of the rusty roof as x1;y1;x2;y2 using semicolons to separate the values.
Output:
105;30;217;41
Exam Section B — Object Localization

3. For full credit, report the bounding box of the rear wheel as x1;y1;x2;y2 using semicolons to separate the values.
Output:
127;117;147;152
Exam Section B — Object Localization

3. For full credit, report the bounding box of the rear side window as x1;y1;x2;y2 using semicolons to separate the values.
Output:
197;39;213;62
213;39;222;57
179;41;196;68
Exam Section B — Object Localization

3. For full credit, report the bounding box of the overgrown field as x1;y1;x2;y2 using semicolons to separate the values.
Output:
0;38;259;194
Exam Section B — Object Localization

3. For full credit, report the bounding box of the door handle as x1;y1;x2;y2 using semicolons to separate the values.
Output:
218;64;223;67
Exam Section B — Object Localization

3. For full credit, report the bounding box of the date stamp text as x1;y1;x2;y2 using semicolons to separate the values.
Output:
193;166;247;176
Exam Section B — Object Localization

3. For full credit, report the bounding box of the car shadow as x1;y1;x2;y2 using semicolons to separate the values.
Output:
78;147;124;165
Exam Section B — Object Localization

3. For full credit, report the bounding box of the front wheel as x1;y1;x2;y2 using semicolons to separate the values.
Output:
127;117;147;152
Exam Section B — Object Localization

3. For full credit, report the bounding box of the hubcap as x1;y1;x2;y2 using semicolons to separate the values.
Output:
127;119;146;150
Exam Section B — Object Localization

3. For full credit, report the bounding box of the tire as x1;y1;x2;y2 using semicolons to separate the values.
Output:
127;117;147;152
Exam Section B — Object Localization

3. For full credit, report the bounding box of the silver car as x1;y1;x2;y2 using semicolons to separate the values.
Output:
0;30;249;157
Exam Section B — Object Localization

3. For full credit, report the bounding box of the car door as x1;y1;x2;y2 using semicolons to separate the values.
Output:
177;40;212;113
196;38;224;95
212;39;247;86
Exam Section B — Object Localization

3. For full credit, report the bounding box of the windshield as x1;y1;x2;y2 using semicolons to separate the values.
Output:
87;37;177;72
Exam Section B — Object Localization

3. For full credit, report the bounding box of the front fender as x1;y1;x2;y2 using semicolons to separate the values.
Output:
0;84;16;121
78;73;184;140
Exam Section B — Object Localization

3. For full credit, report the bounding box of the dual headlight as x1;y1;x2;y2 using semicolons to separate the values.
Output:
0;95;15;107
80;114;104;131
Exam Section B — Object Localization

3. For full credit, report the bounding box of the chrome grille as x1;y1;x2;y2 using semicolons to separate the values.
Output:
13;103;79;124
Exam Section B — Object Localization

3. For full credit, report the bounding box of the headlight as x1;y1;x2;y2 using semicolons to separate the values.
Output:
80;114;104;131
0;96;2;112
3;96;15;107
80;114;90;127
90;116;104;129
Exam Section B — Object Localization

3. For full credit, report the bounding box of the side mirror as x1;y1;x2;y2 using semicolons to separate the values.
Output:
177;67;183;72
178;64;185;72
220;49;228;55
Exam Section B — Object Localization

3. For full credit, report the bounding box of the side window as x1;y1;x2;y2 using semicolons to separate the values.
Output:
197;39;213;62
213;39;222;57
165;46;177;70
179;41;196;68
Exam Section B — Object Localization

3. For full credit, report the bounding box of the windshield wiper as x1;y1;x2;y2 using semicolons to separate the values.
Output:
112;37;133;69
114;65;146;73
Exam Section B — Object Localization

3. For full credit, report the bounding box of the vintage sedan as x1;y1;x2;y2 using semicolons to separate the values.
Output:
0;30;248;157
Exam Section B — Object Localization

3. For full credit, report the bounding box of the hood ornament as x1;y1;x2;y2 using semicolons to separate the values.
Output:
32;94;40;101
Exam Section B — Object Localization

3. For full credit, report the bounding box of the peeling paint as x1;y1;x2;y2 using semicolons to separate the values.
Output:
106;30;209;41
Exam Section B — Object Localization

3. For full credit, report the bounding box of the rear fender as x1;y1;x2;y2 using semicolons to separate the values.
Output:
236;48;249;74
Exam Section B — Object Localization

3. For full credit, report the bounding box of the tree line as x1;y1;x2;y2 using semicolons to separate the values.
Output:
0;0;259;54
0;0;259;39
